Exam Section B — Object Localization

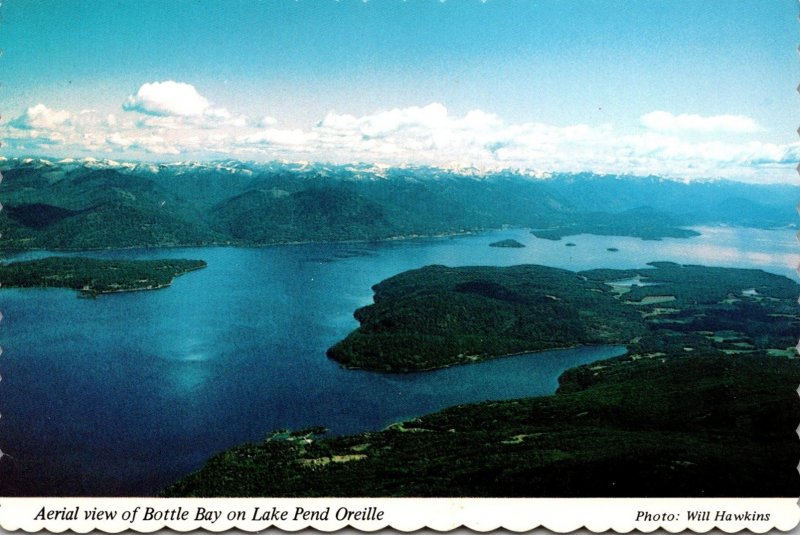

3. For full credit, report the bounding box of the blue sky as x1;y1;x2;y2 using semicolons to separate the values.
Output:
2;0;798;181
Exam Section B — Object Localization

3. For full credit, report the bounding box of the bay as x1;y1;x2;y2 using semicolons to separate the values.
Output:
0;226;796;495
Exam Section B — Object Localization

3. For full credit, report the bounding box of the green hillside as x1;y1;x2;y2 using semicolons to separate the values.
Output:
328;264;644;372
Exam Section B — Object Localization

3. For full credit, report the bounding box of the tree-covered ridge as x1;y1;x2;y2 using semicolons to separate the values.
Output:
328;262;799;372
0;257;206;295
163;352;800;497
1;158;797;251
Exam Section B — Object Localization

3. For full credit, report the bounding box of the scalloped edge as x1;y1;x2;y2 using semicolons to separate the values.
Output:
0;498;798;533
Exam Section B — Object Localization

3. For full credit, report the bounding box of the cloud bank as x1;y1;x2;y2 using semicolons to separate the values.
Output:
3;81;797;182
640;111;762;134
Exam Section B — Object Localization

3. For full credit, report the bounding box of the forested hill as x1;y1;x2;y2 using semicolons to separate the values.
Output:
1;158;796;250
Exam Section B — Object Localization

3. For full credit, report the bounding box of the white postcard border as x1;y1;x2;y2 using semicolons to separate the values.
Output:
0;497;797;533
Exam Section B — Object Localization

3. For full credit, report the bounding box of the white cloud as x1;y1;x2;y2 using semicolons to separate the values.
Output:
318;103;451;140
134;111;247;131
362;103;448;137
106;133;180;155
238;128;317;147
121;81;247;132
10;104;72;130
640;111;761;134
7;129;67;145
260;116;278;127
123;81;212;117
122;80;237;126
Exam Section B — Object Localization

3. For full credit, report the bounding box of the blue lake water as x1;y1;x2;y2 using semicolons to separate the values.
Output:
0;226;796;495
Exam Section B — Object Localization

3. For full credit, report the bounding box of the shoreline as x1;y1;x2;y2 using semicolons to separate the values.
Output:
0;229;488;256
2;222;792;258
333;343;629;374
77;263;208;296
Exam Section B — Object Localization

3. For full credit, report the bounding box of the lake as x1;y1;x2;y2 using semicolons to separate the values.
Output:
0;226;796;496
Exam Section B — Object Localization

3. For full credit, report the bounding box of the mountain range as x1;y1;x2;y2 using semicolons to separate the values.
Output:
1;157;796;251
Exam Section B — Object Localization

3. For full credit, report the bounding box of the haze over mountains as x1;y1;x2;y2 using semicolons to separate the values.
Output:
1;157;796;251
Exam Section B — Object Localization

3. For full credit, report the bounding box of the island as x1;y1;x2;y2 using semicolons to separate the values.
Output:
0;257;207;295
164;262;800;497
489;239;525;248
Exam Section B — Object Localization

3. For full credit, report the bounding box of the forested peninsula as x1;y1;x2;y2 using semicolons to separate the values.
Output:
0;257;206;295
327;262;798;372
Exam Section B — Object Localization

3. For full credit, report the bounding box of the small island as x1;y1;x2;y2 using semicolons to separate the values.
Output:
0;257;207;295
489;239;525;248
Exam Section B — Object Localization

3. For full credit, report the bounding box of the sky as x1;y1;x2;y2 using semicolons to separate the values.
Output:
1;0;798;182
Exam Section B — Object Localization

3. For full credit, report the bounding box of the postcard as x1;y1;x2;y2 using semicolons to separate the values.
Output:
0;1;798;532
